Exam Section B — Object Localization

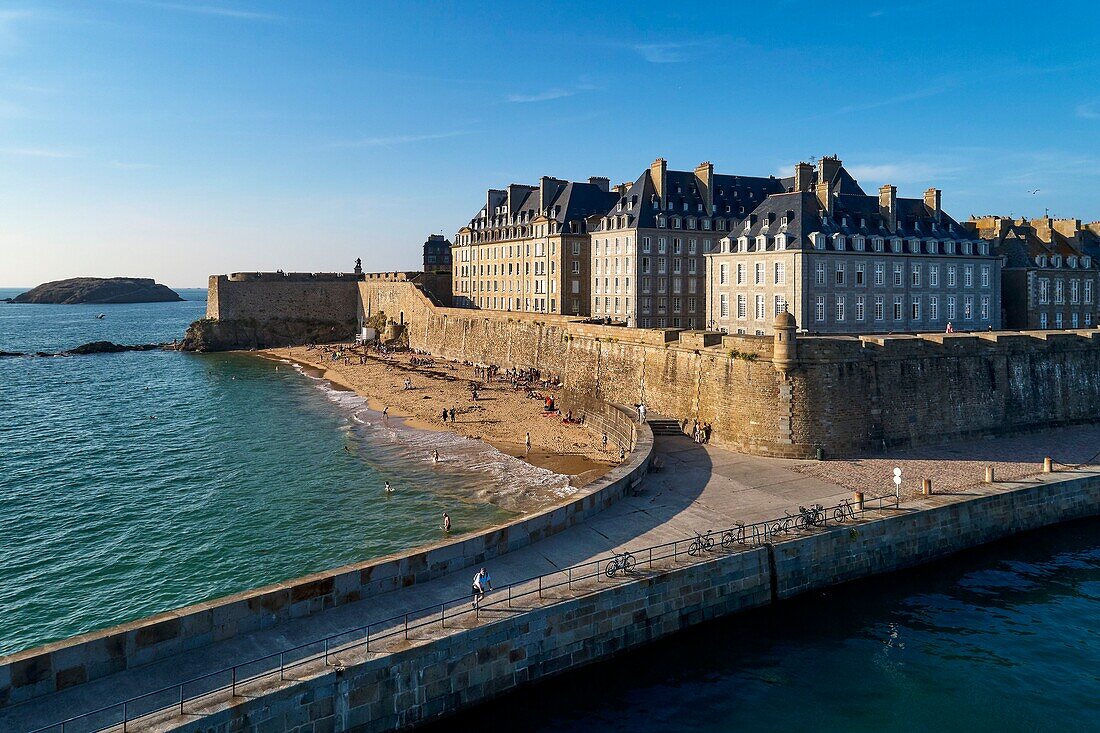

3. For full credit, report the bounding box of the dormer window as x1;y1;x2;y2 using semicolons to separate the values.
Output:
834;234;846;251
756;235;768;251
963;242;973;255
813;233;826;250
781;216;789;226
738;236;749;253
1037;255;1047;267
697;203;703;212
909;238;920;254
1053;255;1062;267
1084;256;1092;268
853;236;865;252
891;238;902;253
872;237;884;252
1069;255;1078;268
926;240;938;255
979;243;988;256
775;234;787;251
945;240;956;255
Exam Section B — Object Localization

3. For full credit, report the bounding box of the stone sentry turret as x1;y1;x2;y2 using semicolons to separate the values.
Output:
772;310;798;375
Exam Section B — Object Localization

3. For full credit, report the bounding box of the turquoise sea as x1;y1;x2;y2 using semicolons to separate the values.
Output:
0;288;559;656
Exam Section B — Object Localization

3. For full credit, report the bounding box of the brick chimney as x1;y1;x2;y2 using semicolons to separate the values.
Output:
879;184;897;231
539;176;558;211
649;158;667;204
923;188;942;221
816;181;833;215
794;162;813;192
818;155;842;185
694;161;714;214
588;176;610;192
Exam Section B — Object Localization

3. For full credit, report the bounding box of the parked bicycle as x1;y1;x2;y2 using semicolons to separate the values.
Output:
605;550;637;577
721;523;746;548
833;499;857;523
688;530;715;556
799;503;825;528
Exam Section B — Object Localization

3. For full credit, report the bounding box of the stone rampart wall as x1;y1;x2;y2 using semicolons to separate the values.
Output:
207;275;361;323
360;281;1100;458
140;470;1100;733
0;412;653;707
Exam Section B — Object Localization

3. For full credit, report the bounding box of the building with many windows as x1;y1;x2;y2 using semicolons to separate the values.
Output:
589;158;786;328
705;157;1001;335
451;177;616;315
967;216;1100;329
422;234;452;274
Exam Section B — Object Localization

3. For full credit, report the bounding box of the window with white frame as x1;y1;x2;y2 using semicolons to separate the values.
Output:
874;296;884;321
930;265;939;287
737;294;746;319
835;295;845;322
815;295;826;322
893;264;903;287
1071;280;1080;304
774;295;787;316
736;263;746;285
855;263;865;285
929;296;939;321
1039;278;1050;304
774;262;786;285
835;262;846;285
815;261;826;286
911;264;921;287
1086;312;1093;326
947;266;957;287
1055;280;1065;304
755;262;765;285
1073;312;1080;328
947;296;957;320
981;266;990;288
911;296;921;321
855;295;865;321
1040;312;1048;328
1086;280;1094;304
720;294;729;318
755;294;766;320
893;296;903;321
719;263;729;284
981;296;990;320
963;295;973;319
874;263;885;286
1056;312;1063;328
964;265;973;288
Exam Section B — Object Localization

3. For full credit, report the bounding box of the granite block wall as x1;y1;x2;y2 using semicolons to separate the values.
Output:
149;471;1100;733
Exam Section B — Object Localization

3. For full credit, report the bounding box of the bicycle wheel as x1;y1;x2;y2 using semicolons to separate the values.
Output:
605;560;618;578
721;531;734;549
623;554;636;574
704;537;714;551
688;540;701;557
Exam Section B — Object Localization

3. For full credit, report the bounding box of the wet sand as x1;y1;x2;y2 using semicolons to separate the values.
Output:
264;346;619;487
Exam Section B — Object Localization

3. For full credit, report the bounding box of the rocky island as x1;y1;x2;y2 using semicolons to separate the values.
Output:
8;277;183;305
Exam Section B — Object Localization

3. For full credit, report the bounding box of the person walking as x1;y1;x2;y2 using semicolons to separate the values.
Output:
525;432;531;452
472;567;491;609
449;407;456;423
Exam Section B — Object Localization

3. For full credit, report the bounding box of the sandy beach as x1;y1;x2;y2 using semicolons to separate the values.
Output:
264;345;621;490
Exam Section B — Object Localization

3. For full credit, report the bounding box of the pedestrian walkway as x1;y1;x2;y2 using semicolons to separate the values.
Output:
2;436;854;732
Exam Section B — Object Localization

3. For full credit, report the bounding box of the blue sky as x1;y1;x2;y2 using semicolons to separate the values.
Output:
1;0;1098;287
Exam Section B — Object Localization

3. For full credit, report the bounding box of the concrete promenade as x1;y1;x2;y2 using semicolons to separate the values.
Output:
1;435;852;732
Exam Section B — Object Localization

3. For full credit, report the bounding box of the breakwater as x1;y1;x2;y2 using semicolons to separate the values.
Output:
142;469;1099;733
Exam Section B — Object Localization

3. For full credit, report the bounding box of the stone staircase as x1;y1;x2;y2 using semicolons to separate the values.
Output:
647;418;684;436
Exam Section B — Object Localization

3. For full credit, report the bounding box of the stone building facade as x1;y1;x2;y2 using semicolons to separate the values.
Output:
705;157;1001;335
588;158;786;328
451;177;617;316
422;234;452;274
967;215;1100;329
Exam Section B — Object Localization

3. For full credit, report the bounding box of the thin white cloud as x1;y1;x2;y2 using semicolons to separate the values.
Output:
507;88;576;103
1077;102;1100;120
126;1;285;21
328;131;471;148
633;42;690;64
838;86;950;114
2;147;78;158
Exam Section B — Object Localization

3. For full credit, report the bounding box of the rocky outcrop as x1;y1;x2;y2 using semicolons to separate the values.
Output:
180;318;356;352
0;342;174;357
12;278;183;304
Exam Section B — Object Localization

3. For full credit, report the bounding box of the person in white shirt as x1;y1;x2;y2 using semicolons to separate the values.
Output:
472;567;491;609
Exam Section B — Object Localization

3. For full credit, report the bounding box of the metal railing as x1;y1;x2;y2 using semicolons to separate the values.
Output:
28;493;898;733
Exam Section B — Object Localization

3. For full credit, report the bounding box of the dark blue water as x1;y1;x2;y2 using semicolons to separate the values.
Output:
0;288;568;656
429;518;1100;733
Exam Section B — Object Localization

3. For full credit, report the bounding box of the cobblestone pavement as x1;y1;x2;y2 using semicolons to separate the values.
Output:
793;423;1100;498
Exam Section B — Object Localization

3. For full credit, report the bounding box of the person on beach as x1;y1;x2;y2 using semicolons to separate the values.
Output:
382;406;389;417
449;407;456;423
442;512;451;532
525;432;531;452
441;408;448;423
602;432;608;449
432;449;440;463
472;567;491;609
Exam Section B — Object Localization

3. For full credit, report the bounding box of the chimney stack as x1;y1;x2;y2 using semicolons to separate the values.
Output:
588;176;610;192
694;161;714;214
818;155;842;186
794;162;813;192
650;158;667;204
924;188;942;221
816;181;833;215
879;185;897;232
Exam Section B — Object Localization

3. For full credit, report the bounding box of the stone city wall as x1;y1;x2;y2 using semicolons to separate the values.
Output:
132;468;1100;733
360;280;1100;458
0;413;652;707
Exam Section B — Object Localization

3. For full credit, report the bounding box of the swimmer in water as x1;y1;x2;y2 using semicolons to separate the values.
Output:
384;481;394;493
432;450;439;463
442;512;451;532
